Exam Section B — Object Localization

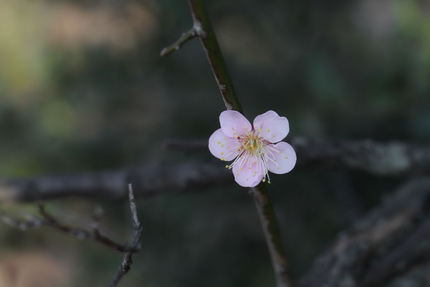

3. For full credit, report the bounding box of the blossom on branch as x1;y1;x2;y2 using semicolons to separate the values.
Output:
209;110;296;187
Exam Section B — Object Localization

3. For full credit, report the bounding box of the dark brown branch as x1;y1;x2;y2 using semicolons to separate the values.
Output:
160;28;197;56
250;186;293;287
186;0;243;112
1;184;144;286
166;137;430;176
2;137;430;203
0;159;232;203
299;178;430;287
109;184;143;287
292;137;430;176
182;1;293;286
0;203;138;253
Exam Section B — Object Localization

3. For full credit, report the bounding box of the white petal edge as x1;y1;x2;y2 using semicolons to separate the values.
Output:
208;128;240;161
253;110;289;143
219;110;252;138
232;154;264;187
266;142;296;174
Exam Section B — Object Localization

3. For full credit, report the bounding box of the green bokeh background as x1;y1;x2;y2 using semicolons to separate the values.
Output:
0;0;429;286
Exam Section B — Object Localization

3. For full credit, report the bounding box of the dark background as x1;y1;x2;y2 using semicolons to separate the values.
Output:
0;0;429;286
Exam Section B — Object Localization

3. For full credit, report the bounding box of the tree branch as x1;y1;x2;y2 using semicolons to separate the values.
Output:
186;0;243;112
109;184;143;287
250;185;294;287
2;137;430;203
166;136;430;176
299;178;430;287
180;1;292;286
292;137;430;176
0;203;138;253
1;184;144;287
0;159;232;203
160;28;197;56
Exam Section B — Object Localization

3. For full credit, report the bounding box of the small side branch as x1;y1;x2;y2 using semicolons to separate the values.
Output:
160;28;197;56
0;204;137;253
1;184;144;286
109;184;143;287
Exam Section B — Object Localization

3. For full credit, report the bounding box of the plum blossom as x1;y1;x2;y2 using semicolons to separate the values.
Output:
209;110;296;187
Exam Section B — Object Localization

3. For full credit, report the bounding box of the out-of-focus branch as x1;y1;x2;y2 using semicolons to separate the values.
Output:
166;137;430;176
299;178;430;287
0;203;138;253
292;137;430;176
160;28;197;56
0;160;232;203
1;184;144;286
109;184;143;287
2;137;430;203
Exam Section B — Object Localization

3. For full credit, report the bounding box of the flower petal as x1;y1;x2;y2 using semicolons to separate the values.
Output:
208;129;240;161
232;154;264;187
253;110;289;143
219;110;252;138
266;142;296;174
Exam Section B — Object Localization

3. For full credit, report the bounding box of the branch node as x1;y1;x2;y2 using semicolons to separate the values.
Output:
193;21;206;38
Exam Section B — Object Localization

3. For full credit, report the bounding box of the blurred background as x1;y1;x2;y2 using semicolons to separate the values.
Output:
0;0;429;286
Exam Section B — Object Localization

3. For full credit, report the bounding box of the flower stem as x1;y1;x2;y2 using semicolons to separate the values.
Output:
185;1;293;286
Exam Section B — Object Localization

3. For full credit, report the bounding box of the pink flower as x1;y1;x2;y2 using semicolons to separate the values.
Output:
209;110;297;187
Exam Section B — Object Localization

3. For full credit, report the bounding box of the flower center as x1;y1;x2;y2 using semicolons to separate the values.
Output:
225;130;272;184
241;131;264;156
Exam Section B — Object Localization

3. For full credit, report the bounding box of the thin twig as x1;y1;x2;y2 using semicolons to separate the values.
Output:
180;1;293;286
1;185;144;286
160;28;197;56
109;184;143;287
0;204;138;253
